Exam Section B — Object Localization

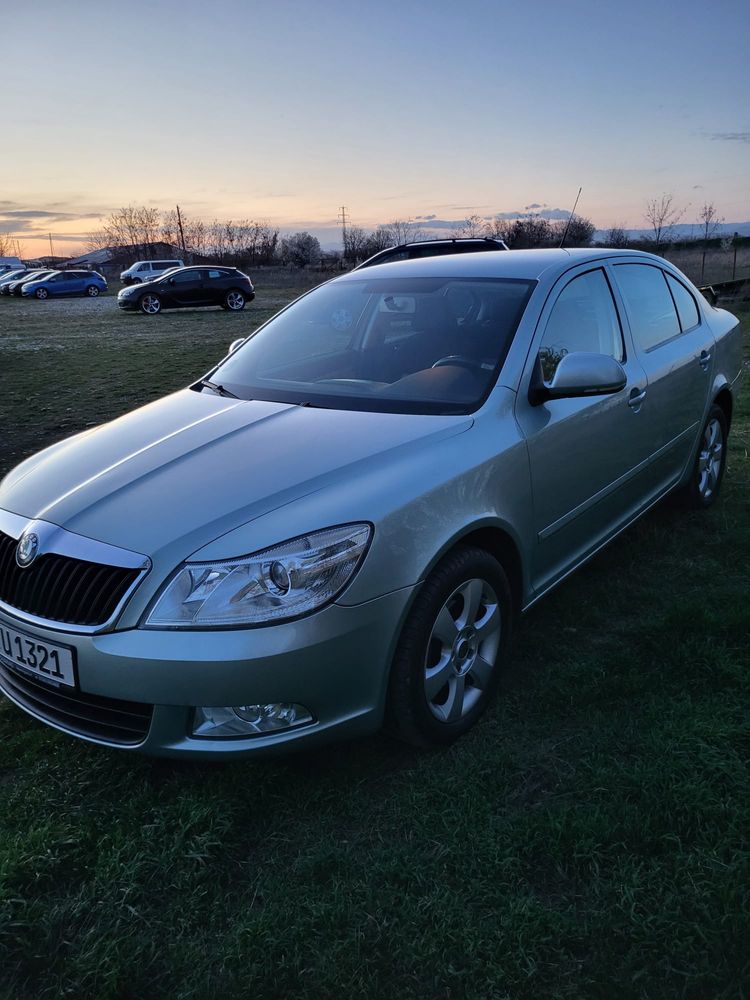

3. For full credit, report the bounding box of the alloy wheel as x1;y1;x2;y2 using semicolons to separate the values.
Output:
697;417;723;501
423;577;501;723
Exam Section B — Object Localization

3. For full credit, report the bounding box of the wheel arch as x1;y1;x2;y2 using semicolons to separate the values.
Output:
420;519;525;623
713;385;733;432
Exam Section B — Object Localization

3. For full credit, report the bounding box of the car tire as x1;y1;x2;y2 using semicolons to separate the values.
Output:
139;294;162;315
223;290;246;311
86;285;100;297
35;288;48;300
387;545;512;747
679;403;728;509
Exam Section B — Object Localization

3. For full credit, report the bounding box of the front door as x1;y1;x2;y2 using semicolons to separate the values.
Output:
515;266;652;594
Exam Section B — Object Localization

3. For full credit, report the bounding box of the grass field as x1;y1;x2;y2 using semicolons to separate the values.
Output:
0;280;748;999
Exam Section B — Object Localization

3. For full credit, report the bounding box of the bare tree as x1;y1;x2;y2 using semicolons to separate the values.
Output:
507;215;552;249
603;224;629;249
484;217;514;244
280;232;321;268
0;233;22;257
343;224;370;264
644;194;685;253
384;219;426;245
362;226;393;257
698;201;724;282
551;214;596;247
454;214;486;238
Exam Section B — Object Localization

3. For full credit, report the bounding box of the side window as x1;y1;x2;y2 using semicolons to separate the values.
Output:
539;269;623;382
666;274;700;332
614;264;680;351
171;269;199;284
207;270;223;280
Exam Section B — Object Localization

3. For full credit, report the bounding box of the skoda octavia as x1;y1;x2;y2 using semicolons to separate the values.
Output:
0;249;741;757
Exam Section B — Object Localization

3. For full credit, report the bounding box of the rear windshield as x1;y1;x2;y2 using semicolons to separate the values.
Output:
210;276;534;415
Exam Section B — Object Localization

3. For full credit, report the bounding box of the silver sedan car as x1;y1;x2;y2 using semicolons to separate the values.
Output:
0;250;742;757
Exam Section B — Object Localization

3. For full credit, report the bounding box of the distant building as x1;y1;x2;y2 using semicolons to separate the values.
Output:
0;255;23;271
64;242;198;275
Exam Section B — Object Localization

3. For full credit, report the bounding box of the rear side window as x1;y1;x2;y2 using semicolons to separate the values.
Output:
207;270;224;280
614;264;680;351
539;268;623;382
666;274;700;332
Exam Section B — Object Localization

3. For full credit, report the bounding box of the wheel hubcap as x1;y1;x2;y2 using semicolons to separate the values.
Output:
697;418;723;499
227;292;243;309
423;578;501;723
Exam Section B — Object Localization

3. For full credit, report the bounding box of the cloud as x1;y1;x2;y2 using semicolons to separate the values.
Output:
1;209;101;222
525;203;543;210
708;132;750;143
415;214;437;220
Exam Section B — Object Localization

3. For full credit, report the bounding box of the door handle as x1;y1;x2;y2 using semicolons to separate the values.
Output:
699;350;711;371
628;387;647;410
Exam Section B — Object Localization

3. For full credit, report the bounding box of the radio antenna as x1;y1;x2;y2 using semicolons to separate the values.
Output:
558;187;582;248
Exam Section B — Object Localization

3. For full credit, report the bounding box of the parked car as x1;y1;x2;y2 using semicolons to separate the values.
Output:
0;269;33;293
0;249;741;758
117;265;254;314
120;259;185;285
4;270;54;296
21;270;107;299
356;236;509;269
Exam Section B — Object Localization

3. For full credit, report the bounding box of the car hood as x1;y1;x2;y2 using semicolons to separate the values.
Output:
0;389;471;564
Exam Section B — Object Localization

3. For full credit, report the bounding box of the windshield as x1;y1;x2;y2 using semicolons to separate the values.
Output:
210;275;534;415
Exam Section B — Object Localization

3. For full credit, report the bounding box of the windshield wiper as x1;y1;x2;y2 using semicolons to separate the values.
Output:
199;378;239;399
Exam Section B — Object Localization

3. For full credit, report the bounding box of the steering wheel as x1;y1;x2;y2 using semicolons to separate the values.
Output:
431;355;484;371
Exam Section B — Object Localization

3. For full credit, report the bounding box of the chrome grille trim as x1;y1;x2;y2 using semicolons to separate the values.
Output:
0;510;151;634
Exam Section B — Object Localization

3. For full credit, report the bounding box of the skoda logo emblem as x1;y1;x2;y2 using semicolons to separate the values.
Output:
16;531;39;568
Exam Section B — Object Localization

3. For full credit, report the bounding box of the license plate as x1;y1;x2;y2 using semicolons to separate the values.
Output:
0;621;76;688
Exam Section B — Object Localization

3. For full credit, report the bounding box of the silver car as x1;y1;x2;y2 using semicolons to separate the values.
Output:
0;249;742;757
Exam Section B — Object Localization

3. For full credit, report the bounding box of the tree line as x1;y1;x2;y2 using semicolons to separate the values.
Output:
83;197;731;270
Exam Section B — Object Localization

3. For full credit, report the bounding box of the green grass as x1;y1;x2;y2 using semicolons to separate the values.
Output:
0;288;748;999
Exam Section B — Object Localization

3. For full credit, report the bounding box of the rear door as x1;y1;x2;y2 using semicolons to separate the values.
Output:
203;269;228;305
515;266;652;593
609;262;714;487
61;272;85;295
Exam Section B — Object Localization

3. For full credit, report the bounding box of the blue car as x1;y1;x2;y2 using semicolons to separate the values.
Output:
22;269;107;299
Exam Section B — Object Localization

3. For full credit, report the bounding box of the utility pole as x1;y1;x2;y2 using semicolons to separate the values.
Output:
176;204;187;258
48;233;54;261
338;205;349;263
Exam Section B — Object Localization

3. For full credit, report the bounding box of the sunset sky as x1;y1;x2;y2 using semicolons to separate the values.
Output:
3;0;749;256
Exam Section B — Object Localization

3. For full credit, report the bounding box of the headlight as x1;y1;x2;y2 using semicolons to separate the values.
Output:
143;523;372;628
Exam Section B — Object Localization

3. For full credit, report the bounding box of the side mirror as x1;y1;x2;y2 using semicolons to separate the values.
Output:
229;338;246;354
530;351;627;406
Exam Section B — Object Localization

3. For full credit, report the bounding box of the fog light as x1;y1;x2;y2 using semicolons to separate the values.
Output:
192;703;314;739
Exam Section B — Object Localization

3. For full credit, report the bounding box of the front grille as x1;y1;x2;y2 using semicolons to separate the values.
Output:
0;661;152;745
0;530;140;626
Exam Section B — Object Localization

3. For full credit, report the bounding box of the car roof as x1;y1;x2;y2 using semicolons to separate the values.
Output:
338;247;667;283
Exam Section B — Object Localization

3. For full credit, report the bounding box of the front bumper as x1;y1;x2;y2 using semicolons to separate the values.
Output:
117;297;139;310
0;585;415;758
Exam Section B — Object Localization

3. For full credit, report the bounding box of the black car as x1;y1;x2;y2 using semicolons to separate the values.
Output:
117;266;255;314
355;237;509;270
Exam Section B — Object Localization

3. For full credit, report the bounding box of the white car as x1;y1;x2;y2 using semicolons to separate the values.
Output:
120;260;185;285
